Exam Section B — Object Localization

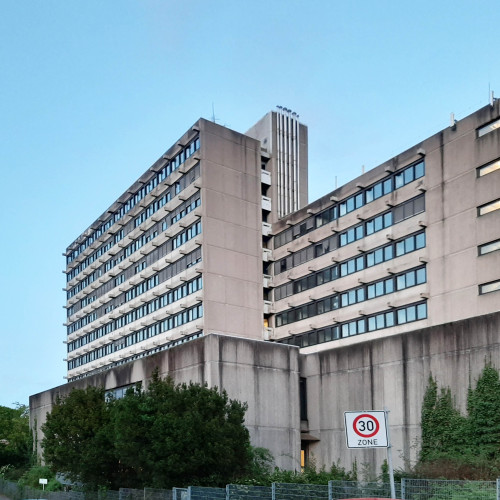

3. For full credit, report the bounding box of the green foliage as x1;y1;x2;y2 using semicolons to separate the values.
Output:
466;365;500;459
419;376;466;462
235;455;357;486
0;404;33;475
418;365;500;479
18;465;62;490
42;386;119;490
113;371;251;488
42;370;252;490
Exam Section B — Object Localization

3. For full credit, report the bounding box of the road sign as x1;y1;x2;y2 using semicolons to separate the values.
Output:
344;411;388;448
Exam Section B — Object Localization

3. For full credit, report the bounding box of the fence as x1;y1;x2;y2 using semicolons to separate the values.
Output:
401;478;496;500
330;480;401;499
1;477;499;500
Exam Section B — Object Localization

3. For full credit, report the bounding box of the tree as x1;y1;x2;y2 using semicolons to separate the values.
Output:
42;386;119;489
0;404;32;472
466;364;500;459
418;366;500;479
41;371;253;489
419;375;465;462
113;371;252;488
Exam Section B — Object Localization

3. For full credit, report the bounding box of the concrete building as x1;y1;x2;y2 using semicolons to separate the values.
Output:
31;101;500;473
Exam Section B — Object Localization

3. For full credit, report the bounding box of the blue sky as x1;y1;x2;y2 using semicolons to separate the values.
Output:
1;0;498;407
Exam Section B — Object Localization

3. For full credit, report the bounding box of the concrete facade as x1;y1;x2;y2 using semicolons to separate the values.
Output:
272;100;500;350
31;313;500;472
31;334;301;470
30;101;500;474
300;311;500;472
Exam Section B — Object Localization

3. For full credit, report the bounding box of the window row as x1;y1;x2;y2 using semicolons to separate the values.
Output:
479;280;500;295
274;231;426;301
275;266;426;327
67;137;200;264
67;246;201;330
274;160;425;248
67;303;203;370
478;118;500;138
478;238;500;256
173;221;202;249
67;165;200;282
477;157;500;177
68;276;202;351
279;301;427;349
275;195;424;275
69;332;204;383
67;201;201;303
478;199;500;217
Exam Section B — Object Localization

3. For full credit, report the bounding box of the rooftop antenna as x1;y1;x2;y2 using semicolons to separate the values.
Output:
490;90;495;107
450;112;457;130
211;102;219;123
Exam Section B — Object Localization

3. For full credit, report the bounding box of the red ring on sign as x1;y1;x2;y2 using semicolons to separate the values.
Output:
353;414;380;438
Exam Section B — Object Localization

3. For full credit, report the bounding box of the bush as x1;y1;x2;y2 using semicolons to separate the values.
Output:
18;465;61;490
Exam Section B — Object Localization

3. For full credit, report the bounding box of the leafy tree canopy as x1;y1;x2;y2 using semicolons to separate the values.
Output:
0;404;32;471
418;364;500;479
42;370;252;490
42;386;120;490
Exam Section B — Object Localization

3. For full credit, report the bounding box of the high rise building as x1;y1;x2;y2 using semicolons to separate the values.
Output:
63;109;308;381
32;100;500;472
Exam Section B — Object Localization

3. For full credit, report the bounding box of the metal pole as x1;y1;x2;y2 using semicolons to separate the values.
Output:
384;407;396;499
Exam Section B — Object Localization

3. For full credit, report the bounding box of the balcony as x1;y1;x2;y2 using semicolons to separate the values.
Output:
263;274;273;288
263;327;274;340
262;222;272;236
261;196;272;212
261;170;271;186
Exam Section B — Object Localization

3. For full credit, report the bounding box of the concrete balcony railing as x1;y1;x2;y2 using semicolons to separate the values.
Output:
261;170;271;185
262;222;272;236
263;274;273;288
261;196;272;212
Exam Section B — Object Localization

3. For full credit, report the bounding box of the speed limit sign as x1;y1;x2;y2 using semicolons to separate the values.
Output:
344;411;388;448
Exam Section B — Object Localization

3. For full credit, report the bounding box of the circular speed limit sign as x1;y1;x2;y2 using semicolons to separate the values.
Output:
344;411;388;448
353;413;380;437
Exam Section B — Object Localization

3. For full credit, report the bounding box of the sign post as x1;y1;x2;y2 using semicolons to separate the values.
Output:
344;409;395;499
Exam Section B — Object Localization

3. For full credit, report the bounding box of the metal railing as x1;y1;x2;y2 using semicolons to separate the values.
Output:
1;477;499;500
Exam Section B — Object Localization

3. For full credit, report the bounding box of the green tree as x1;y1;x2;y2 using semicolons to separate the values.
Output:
41;371;253;489
466;364;500;459
418;365;500;479
41;386;119;489
420;375;465;461
0;404;32;471
113;371;252;488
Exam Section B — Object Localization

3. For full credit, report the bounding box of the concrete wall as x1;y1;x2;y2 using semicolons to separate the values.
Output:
31;313;500;476
199;120;265;340
300;311;500;474
30;334;302;471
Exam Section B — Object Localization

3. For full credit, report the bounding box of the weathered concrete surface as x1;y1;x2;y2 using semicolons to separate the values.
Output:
31;312;500;475
30;334;301;470
301;311;500;474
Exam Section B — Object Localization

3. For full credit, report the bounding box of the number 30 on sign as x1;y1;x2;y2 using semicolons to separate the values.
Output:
344;411;388;448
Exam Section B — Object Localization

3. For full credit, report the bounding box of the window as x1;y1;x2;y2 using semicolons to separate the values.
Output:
477;158;500;177
479;239;500;256
478;199;500;216
478;118;500;137
479;280;500;295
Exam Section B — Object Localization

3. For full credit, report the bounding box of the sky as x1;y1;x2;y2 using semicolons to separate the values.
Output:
1;0;499;408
